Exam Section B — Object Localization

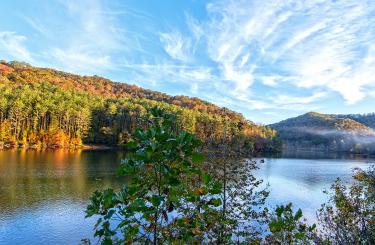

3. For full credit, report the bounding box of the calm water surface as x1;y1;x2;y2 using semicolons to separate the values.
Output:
255;156;373;223
0;149;373;244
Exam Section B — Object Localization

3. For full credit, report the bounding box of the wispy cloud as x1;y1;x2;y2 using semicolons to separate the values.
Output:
160;31;192;62
272;92;327;106
4;0;375;123
117;62;216;90
260;76;289;87
22;16;48;36
267;0;375;104
46;0;127;73
0;31;33;62
51;48;111;71
185;14;204;47
169;0;375;113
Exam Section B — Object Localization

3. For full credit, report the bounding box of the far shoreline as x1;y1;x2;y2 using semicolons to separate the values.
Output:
0;144;119;151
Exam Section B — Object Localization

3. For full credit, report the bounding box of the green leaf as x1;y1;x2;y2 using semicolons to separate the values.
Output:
203;173;212;185
269;220;282;232
151;195;163;207
134;129;145;139
104;209;116;220
311;223;317;230
294;209;303;220
169;193;179;202
210;182;222;194
209;198;222;207
103;189;115;209
192;152;204;163
295;232;305;240
168;176;181;186
126;140;138;149
94;218;103;229
129;198;146;211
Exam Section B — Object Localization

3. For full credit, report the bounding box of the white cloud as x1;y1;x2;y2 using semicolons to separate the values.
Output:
273;21;327;61
51;48;111;72
270;0;375;104
46;0;127;73
117;61;217;93
179;0;375;110
149;0;343;113
177;67;212;81
22;16;48;36
0;31;33;62
196;2;261;98
273;92;326;105
160;31;192;62
260;76;288;87
186;14;204;45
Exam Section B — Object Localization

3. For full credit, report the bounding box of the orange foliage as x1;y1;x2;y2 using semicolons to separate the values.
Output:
45;129;68;148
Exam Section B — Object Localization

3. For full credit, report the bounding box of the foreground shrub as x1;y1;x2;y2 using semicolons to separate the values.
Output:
85;109;222;244
266;203;317;244
317;166;375;244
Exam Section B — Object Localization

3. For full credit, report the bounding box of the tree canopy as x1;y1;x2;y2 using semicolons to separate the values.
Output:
0;60;280;153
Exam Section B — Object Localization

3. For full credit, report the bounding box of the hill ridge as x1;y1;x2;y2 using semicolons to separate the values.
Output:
270;112;375;153
0;60;246;123
0;60;279;153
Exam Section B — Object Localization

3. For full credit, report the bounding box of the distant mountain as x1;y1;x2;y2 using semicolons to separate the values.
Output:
338;113;375;130
0;60;280;153
270;112;375;153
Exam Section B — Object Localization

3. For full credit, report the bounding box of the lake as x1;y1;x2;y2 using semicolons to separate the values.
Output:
0;149;373;244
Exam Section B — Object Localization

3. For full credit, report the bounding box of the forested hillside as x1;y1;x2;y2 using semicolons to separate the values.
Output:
0;60;280;153
271;112;375;153
339;113;375;130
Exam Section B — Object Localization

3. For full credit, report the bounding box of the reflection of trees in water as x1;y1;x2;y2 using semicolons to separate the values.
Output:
262;149;375;160
0;150;126;214
258;155;373;190
303;171;324;186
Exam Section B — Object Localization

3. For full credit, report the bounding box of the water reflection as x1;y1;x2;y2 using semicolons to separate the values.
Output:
0;149;126;245
0;149;126;213
0;150;373;244
263;149;375;160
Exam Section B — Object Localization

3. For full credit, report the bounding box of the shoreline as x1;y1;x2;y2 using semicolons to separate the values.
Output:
0;144;119;151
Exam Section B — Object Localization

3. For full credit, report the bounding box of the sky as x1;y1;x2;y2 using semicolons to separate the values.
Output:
1;0;375;124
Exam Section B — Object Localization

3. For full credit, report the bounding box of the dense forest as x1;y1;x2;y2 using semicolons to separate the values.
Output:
0;60;280;153
271;112;375;153
338;113;375;130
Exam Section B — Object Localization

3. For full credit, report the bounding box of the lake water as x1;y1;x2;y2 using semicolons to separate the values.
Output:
0;149;373;244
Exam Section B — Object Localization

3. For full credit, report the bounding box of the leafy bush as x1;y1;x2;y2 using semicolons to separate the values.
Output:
266;203;317;244
317;166;375;244
85;109;223;244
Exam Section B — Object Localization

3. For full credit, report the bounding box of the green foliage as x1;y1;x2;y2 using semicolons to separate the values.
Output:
317;166;375;244
0;60;279;153
266;203;317;244
202;158;269;243
0;81;91;148
85;109;223;244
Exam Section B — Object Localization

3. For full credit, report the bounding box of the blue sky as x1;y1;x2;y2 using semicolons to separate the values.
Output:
1;0;375;124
